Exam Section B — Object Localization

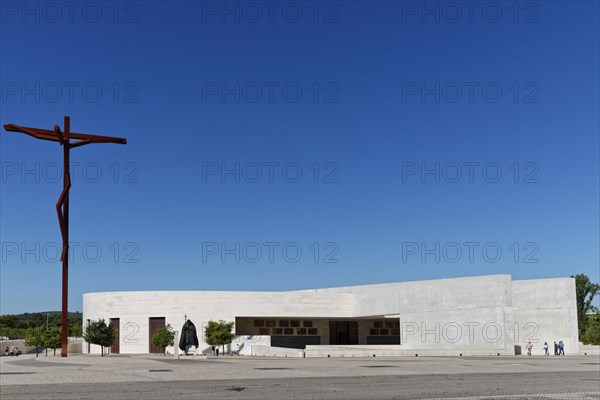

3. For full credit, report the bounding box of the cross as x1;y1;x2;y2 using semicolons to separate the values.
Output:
184;314;188;321
3;116;126;357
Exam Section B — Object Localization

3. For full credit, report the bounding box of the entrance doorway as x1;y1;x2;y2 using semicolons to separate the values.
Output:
329;321;358;345
109;318;120;354
149;317;166;353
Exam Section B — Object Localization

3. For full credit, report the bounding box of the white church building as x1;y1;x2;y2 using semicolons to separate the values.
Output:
82;274;579;357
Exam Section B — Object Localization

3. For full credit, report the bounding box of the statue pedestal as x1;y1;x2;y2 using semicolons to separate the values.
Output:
174;332;206;360
174;331;180;360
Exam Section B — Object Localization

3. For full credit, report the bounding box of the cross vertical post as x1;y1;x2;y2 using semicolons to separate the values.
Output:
61;116;70;357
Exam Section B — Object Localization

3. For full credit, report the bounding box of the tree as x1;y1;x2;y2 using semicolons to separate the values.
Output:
0;312;82;339
204;320;234;354
152;324;175;355
24;326;46;357
571;274;600;338
43;327;62;356
583;313;600;345
83;319;116;356
70;323;82;338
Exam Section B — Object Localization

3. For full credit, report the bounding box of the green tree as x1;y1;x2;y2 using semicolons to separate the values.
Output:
204;320;234;354
583;313;600;345
571;274;600;338
24;326;46;357
0;312;82;339
152;324;175;355
83;319;116;356
43;327;62;356
70;323;82;338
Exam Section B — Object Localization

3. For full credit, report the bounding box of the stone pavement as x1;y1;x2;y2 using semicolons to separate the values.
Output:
1;353;598;385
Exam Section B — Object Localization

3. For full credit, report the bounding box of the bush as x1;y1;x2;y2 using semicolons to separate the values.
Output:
83;319;116;356
204;320;234;354
152;324;175;355
43;327;62;356
24;326;46;357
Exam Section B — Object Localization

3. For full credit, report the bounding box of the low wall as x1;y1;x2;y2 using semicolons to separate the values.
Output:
579;343;600;355
250;345;302;357
305;345;507;357
305;345;404;357
1;339;83;356
249;344;517;358
1;340;37;355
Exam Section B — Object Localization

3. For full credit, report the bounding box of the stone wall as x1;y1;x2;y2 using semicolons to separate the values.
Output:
511;278;579;355
83;275;579;356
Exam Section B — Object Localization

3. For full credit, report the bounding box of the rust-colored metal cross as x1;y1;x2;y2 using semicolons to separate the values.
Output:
3;116;126;357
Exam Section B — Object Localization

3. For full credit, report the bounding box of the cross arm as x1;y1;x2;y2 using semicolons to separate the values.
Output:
4;124;127;145
4;124;62;143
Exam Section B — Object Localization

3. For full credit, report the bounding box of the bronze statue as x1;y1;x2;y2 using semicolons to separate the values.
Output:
179;319;199;353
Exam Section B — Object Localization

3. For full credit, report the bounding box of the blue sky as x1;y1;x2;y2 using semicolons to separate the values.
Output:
1;1;598;314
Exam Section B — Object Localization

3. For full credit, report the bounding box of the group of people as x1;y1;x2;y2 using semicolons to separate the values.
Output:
211;346;220;357
4;346;21;356
551;341;566;356
526;341;565;356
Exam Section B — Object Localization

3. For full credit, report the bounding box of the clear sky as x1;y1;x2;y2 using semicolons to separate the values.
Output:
0;1;598;314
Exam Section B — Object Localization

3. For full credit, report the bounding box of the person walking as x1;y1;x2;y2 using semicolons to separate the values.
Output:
543;342;549;356
215;347;219;357
211;346;215;356
553;341;558;355
526;341;533;356
558;340;565;356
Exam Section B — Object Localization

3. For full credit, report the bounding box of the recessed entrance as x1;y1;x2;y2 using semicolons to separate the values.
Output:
149;317;166;353
110;318;120;354
329;321;358;345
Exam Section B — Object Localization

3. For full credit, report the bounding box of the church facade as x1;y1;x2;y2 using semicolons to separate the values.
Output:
82;274;579;356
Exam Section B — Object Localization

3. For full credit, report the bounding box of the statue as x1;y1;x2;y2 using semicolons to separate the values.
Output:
179;319;199;354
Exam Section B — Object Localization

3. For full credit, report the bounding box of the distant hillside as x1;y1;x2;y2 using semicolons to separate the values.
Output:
0;311;82;339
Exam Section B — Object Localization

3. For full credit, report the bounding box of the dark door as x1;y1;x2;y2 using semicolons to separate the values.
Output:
329;321;337;345
110;318;120;354
349;321;358;344
329;321;359;345
337;321;349;344
86;319;91;353
149;317;166;353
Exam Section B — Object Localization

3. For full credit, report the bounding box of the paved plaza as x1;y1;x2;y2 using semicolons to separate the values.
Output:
1;354;598;399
